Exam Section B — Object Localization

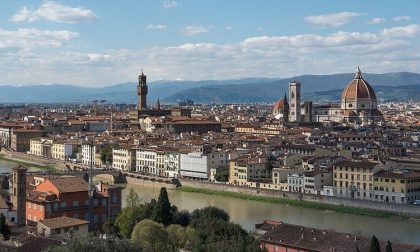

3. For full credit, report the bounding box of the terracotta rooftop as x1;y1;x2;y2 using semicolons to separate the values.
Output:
334;160;378;169
374;169;420;179
256;220;419;252
39;216;89;229
46;177;88;193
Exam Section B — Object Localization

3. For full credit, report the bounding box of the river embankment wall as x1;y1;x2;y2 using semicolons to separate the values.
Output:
178;178;420;217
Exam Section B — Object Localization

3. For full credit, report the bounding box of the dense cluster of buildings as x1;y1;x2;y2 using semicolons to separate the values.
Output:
0;68;419;250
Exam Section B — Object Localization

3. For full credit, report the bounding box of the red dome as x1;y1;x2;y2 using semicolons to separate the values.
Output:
341;67;377;101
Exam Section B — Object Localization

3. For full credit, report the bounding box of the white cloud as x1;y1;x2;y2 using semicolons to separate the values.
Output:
0;27;79;50
304;12;364;27
145;24;167;30
1;25;420;86
382;24;420;37
181;25;209;36
368;17;386;24
162;0;178;9
393;16;411;22
10;1;96;23
225;26;233;31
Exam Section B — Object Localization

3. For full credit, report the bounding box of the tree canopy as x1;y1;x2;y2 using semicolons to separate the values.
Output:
152;187;173;226
369;235;381;252
131;219;170;252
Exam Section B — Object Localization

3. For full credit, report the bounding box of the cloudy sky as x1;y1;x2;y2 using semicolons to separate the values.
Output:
1;0;419;86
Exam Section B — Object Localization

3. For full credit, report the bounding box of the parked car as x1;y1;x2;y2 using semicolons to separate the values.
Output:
413;200;420;205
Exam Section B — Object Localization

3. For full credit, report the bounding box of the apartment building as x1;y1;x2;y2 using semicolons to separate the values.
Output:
373;169;420;204
333;160;381;200
26;177;122;231
112;147;136;171
229;156;270;185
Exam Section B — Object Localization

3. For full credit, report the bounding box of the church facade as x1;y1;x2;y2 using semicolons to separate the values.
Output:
272;67;383;126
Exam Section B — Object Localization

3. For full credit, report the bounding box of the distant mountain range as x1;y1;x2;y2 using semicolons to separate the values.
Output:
0;72;420;104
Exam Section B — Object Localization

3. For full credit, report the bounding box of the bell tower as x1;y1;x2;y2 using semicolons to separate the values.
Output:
289;81;301;122
137;70;148;111
12;165;27;226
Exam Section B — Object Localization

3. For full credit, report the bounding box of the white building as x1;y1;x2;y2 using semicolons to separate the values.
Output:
136;149;158;175
82;144;97;166
180;152;209;179
112;147;136;171
52;141;75;161
287;173;304;193
164;150;180;178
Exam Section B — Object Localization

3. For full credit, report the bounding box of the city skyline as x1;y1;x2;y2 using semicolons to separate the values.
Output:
1;0;420;86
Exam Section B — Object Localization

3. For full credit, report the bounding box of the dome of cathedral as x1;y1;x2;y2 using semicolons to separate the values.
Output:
341;67;377;101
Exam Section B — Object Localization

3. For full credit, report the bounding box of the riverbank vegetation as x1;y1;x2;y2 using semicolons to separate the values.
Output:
0;154;56;171
178;186;408;220
45;187;260;252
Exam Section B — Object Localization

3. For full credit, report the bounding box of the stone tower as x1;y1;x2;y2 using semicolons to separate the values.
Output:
289;81;301;122
137;70;148;111
12;165;27;226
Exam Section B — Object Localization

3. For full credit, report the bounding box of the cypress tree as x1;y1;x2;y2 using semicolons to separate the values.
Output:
369;235;381;252
386;240;393;252
152;187;173;226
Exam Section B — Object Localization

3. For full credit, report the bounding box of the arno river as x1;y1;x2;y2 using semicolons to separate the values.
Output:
1;160;419;245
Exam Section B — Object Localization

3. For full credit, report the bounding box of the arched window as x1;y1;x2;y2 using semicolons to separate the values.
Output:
291;91;295;99
349;104;353;108
61;201;67;209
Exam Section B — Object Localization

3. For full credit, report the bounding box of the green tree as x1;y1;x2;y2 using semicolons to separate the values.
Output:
44;234;140;252
115;205;146;238
0;214;10;240
126;188;141;208
100;145;113;165
189;207;259;251
167;224;186;250
172;209;191;227
152;187;172;226
369;235;381;252
191;206;230;222
101;219;120;238
131;219;170;252
214;170;229;182
386;240;393;252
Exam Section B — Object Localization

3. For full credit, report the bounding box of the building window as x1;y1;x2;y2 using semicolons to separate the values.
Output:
61;202;67;209
102;198;107;206
73;201;79;207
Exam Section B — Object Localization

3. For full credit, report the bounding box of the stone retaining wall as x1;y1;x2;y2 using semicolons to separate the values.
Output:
1;149;60;167
126;176;176;189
